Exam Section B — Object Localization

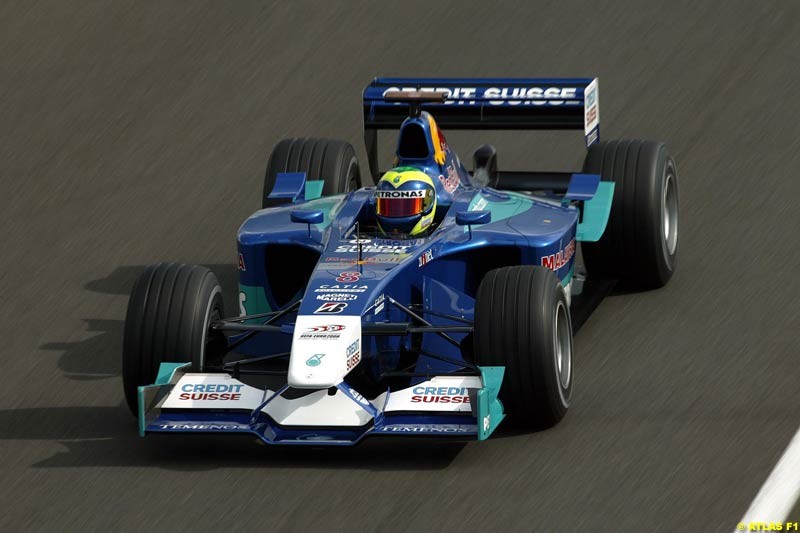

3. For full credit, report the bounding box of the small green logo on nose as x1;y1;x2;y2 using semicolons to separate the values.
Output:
306;354;325;367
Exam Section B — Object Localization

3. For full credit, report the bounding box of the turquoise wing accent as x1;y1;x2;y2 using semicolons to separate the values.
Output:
576;181;615;242
477;366;506;440
137;362;190;436
154;362;190;385
304;180;325;201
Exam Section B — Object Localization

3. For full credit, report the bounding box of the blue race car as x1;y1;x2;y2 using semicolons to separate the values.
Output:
123;77;678;445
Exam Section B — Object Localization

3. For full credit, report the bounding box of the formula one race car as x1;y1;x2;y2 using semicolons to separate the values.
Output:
123;77;679;445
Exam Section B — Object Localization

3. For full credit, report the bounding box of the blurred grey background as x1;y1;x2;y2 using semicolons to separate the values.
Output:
1;1;799;531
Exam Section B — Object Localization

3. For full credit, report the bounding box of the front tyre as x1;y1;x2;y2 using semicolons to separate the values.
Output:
122;263;225;414
474;266;573;429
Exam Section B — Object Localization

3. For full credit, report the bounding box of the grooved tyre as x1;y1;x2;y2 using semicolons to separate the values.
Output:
581;139;679;289
474;266;573;429
262;138;361;208
122;263;225;414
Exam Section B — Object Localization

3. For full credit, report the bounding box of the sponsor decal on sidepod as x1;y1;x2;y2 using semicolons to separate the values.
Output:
541;239;575;270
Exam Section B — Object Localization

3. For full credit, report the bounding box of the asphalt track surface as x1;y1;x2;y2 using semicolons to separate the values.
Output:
2;1;800;531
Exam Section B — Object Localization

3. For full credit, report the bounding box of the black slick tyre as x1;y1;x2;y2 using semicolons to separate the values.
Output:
262;138;361;207
581;139;679;289
474;266;573;429
122;263;225;414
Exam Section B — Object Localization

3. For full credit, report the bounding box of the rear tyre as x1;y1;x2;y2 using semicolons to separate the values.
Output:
474;266;573;429
122;263;225;414
581;139;679;289
262;138;361;207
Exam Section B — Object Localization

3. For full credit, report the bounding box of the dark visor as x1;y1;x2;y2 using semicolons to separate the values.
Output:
376;196;425;217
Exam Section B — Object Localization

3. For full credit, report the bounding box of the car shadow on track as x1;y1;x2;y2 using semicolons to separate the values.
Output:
41;318;123;380
83;263;243;316
41;264;240;381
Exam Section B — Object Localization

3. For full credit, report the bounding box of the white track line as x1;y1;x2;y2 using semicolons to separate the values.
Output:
736;425;800;531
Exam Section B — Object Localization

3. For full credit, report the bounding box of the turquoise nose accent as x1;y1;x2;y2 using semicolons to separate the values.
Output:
306;354;325;367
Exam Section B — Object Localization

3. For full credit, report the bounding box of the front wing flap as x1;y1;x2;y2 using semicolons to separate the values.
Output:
138;364;505;445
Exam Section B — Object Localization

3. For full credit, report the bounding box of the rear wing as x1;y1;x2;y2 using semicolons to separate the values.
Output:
363;77;599;177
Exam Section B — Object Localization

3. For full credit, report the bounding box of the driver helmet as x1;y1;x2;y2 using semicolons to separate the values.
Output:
375;167;437;236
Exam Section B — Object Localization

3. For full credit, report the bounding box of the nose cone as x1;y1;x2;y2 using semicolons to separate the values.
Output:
288;315;362;389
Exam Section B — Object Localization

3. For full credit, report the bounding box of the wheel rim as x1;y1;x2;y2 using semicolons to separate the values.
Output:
554;300;572;390
662;170;678;256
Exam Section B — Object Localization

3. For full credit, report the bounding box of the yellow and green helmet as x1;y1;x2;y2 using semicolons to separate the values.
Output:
375;167;437;236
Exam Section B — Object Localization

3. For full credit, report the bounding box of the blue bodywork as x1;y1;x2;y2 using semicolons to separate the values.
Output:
139;77;612;445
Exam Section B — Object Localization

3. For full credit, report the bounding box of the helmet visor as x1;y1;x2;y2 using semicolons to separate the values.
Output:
375;189;433;218
376;196;424;217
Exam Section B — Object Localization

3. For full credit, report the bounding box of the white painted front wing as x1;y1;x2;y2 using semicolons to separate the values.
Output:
159;373;483;427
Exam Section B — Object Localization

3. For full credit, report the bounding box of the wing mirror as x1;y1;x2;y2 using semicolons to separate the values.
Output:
291;209;324;238
291;210;324;225
456;210;491;226
456;210;491;239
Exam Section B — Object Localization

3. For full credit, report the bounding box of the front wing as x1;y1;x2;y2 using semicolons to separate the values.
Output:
138;363;505;445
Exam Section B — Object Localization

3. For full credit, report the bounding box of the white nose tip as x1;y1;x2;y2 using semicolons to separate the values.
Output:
288;315;362;389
